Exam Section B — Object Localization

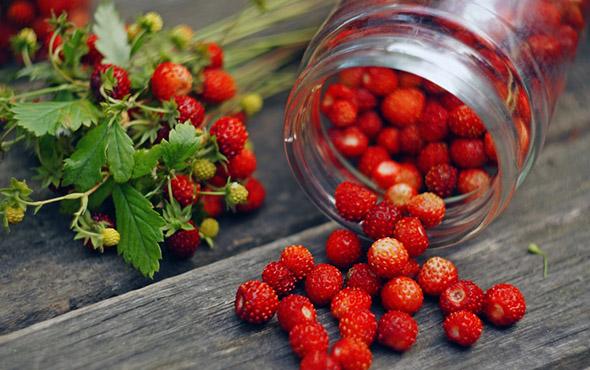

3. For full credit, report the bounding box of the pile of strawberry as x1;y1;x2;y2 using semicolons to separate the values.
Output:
234;231;526;369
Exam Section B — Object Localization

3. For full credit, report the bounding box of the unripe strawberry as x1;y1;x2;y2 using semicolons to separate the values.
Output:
193;159;217;181
199;218;219;239
5;206;25;224
101;228;120;247
226;182;249;207
237;177;266;213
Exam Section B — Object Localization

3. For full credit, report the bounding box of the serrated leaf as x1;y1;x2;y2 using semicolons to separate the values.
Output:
112;183;165;278
63;28;88;67
92;2;131;67
63;121;109;191
61;100;101;132
160;123;200;170
12;100;100;136
35;136;64;188
132;144;162;179
107;123;135;183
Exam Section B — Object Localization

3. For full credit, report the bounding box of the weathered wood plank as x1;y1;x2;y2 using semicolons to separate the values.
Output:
1;121;589;369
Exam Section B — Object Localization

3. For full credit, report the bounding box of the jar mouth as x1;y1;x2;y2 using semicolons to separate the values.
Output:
285;30;525;247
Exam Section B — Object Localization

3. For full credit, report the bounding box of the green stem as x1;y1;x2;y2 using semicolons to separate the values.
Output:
48;32;76;85
1;135;26;150
21;49;33;68
20;177;108;208
10;84;81;100
199;191;225;197
137;103;169;114
0;125;16;142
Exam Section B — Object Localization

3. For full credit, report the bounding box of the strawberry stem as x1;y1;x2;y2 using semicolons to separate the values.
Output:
528;243;548;278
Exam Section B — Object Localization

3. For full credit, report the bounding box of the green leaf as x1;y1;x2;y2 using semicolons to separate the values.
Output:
35;136;64;188
12;100;100;136
112;183;165;278
132;144;162;179
92;2;131;67
160;123;200;170
16;62;53;81
63;121;109;191
63;28;88;67
107;123;135;183
88;177;114;210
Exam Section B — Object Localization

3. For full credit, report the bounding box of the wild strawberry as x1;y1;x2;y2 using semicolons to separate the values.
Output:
376;127;400;155
418;256;459;296
83;34;103;65
7;1;36;26
91;64;131;100
237;177;266;212
92;212;115;228
367;237;409;279
443;311;483;346
201;187;225;217
439;280;484;315
235;280;279;324
377;310;418;352
101;228;120;247
226;182;249;208
356;111;382;139
395;163;423;192
165;174;199;207
175;95;205;127
406;192;445;228
346;263;382;297
151;62;192;101
305;264;343;306
339;310;377;345
327;100;358;127
418;100;449;142
448;105;486;138
201;68;236;103
355;88;377;112
300;351;342;370
167;221;200;258
440;93;463;110
290;322;330;358
339;67;365;87
385;183;417;208
331;127;369;158
199;218;219;239
262;261;296;296
398;258;420;279
482;283;526;326
398;72;422;88
371;160;401;190
330;287;372;320
417;142;450;174
362;201;401;240
382;88;426;127
280;245;315;280
399;125;424;155
322;84;357;114
423;79;445;94
330;338;372;370
559;24;580;57
193;159;216;181
450;139;486;168
205;42;224;68
393;217;429;257
362;67;398;96
326;229;362;269
425;164;458;198
228;149;257;179
5;206;25;224
334;182;377;222
527;34;562;62
358;146;390;177
381;276;424;314
457;169;491;194
277;294;317;332
209;116;248;158
483;132;497;162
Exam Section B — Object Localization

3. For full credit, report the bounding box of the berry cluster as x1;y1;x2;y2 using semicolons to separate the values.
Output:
235;232;526;368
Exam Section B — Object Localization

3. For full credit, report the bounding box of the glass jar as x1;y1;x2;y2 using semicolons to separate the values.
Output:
284;0;588;247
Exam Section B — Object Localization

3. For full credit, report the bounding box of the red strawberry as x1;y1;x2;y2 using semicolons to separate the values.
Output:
558;25;580;57
305;264;343;306
228;149;257;179
425;164;458;198
235;280;279;324
443;310;483;346
205;42;224;68
300;351;342;370
331;127;369;158
398;258;420;279
382;88;426;127
483;132;497;162
367;237;409;279
326;229;362;269
418;257;459;296
322;84;357;114
371;160;402;190
164;174;199;207
209;116;248;158
339;310;377;345
151;62;193;101
381;276;423;314
376;127;400;155
393;217;429;257
399;125;424;155
440;280;484;315
440;93;463;110
237;177;266;212
423;79;445;94
346;263;382;297
280;245;315;280
482;283;526;326
330;287;372;320
362;67;398;96
201;68;236;103
356;111;382;139
90;64;131;100
418;100;449;142
377;310;418;352
83;34;103;65
334;182;377;222
7;1;36;26
417;142;450;174
457;169;491;195
175;95;205;127
362;201;402;240
406;192;445;228
398;72;422;88
358;146;390;177
448;105;486;138
327;100;358;127
262;261;296;296
166;221;200;258
37;0;72;17
277;294;317;332
290;322;330;358
201;186;224;217
527;34;562;63
385;183;417;208
355;88;377;112
450;139;486;168
339;67;365;87
330;338;372;370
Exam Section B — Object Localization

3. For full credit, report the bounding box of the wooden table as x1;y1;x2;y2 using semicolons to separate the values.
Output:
1;1;589;369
